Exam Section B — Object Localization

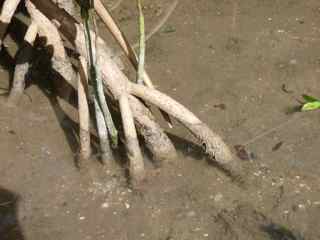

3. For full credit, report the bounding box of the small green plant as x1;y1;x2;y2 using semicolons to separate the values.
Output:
301;94;320;111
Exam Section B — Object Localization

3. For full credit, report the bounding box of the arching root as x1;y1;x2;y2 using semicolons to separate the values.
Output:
18;0;242;184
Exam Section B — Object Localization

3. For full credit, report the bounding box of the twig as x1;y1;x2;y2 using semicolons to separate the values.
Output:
131;0;179;50
242;114;301;146
109;0;123;11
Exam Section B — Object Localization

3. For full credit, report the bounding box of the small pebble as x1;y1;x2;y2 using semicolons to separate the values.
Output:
101;202;109;208
289;59;297;65
125;203;130;209
186;211;196;217
214;193;223;202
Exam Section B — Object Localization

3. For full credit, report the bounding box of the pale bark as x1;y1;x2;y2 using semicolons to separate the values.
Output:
119;93;145;184
78;57;91;160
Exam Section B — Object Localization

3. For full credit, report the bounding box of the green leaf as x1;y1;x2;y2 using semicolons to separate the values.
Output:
302;94;319;103
301;101;320;111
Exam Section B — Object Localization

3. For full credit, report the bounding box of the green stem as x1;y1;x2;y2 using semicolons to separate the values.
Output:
81;3;118;148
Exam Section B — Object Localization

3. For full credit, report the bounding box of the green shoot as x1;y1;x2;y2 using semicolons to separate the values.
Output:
301;94;320;111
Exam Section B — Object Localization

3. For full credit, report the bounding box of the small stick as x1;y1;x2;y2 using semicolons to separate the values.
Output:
109;0;123;11
131;0;179;50
119;93;145;185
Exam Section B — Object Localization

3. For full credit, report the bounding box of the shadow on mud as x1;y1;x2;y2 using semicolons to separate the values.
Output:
0;187;24;240
261;223;304;240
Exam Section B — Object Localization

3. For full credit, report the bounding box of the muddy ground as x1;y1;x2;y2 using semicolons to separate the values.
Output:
1;0;320;239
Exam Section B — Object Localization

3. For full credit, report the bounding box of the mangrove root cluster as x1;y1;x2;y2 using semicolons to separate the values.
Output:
0;0;242;187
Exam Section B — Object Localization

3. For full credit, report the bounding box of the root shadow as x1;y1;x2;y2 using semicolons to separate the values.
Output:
166;132;204;161
261;224;304;240
0;187;25;240
0;47;15;90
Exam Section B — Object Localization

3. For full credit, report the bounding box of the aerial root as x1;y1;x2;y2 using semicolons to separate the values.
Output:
15;0;242;185
0;0;21;50
78;57;92;160
119;93;146;184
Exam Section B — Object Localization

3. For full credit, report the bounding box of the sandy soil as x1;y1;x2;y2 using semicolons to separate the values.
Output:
1;0;320;239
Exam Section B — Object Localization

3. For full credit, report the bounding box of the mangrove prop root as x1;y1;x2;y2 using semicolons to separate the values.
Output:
78;57;91;160
119;93;145;184
18;0;241;181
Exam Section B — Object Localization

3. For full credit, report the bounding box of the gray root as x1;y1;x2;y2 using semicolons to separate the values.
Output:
94;96;113;163
78;57;91;160
129;95;176;164
79;56;112;163
119;93;145;184
8;22;38;105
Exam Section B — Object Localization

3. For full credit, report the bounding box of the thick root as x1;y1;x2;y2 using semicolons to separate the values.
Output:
119;93;145;184
77;63;91;160
129;95;176;164
128;83;242;176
